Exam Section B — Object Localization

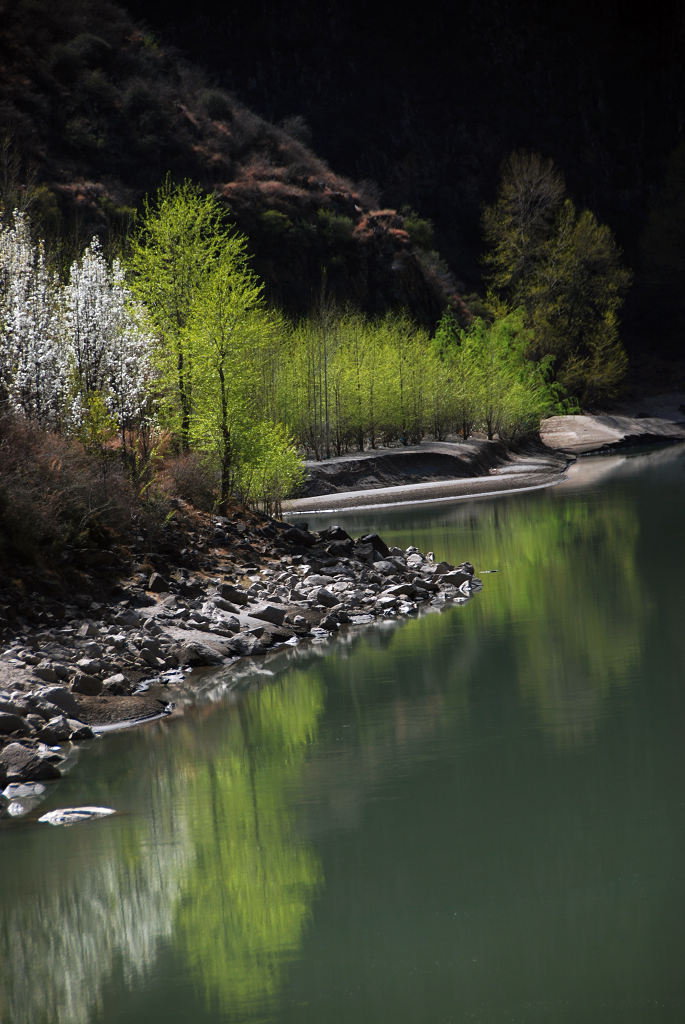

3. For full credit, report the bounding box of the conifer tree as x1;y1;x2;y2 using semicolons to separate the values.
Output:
483;152;631;405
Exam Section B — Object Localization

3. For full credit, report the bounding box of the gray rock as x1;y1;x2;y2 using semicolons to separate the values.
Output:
438;570;471;588
38;715;72;743
76;657;102;675
383;583;416;597
227;633;264;657
40;686;80;718
373;559;403;576
432;561;453;575
112;610;141;627
148;572;169;593
250;603;286;626
33;662;58;684
319;614;339;631
0;742;61;781
102;672;128;689
0;699;26;717
71;673;103;696
67;720;95;741
217;583;249;605
300;573;331;587
175;640;224;667
315;587;339;608
77;622;100;638
0;712;30;735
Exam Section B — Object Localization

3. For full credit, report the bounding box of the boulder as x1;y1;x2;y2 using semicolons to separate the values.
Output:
318;525;353;543
314;588;339;608
0;712;29;736
227;633;265;657
148;572;169;593
0;742;60;781
33;662;58;684
38;715;72;744
326;539;354;558
283;526;316;547
40;686;80;718
250;603;286;626
438;570;472;588
359;532;390;557
175;640;224;667
216;583;249;605
67;720;95;741
71;673;103;696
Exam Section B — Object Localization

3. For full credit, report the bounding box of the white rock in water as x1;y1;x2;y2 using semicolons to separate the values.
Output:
38;806;116;826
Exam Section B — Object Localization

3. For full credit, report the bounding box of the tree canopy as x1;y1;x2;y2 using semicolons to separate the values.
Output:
483;152;631;405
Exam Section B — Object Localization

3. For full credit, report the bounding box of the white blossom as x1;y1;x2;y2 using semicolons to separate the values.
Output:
0;211;67;426
63;237;154;431
0;214;154;434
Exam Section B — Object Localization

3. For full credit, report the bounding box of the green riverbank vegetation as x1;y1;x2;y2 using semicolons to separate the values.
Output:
0;170;629;551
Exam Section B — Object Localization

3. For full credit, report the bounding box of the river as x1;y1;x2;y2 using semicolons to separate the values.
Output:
1;445;684;1024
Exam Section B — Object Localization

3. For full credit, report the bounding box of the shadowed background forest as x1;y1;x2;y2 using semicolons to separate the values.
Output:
131;0;685;373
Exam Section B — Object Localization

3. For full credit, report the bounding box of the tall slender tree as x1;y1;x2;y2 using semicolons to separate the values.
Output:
127;178;229;448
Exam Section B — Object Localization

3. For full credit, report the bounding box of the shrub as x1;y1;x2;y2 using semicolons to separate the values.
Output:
400;206;435;250
316;208;354;244
158;451;219;511
200;89;234;122
0;415;136;563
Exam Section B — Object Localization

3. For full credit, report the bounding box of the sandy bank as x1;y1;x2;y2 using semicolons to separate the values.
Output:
285;441;572;513
285;396;685;513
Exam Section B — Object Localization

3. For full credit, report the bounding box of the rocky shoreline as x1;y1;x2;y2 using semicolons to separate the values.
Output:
0;506;480;809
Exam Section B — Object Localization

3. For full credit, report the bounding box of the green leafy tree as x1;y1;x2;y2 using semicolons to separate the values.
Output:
483;151;565;303
432;308;555;440
234;421;305;516
187;240;278;506
483;152;631;405
127;178;230;449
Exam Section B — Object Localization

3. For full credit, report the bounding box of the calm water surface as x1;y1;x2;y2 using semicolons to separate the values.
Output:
1;446;684;1023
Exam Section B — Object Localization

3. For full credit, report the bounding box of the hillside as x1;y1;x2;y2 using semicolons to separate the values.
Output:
132;0;685;368
0;0;467;324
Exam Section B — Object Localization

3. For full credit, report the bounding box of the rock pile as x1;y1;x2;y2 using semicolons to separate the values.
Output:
1;515;480;801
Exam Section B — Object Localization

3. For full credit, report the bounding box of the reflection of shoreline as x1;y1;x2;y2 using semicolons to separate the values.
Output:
558;441;685;491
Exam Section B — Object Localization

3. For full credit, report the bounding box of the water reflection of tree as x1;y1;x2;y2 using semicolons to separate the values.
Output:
465;496;642;746
329;486;644;748
176;671;324;1017
0;764;194;1024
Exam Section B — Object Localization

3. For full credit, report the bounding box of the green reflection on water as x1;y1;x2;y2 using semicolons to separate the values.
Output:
176;671;325;1018
308;471;644;749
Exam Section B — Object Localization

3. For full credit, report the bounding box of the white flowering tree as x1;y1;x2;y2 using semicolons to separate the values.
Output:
0;211;67;427
63;237;154;438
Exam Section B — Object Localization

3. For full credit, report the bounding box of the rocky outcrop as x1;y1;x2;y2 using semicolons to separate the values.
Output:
0;514;480;804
